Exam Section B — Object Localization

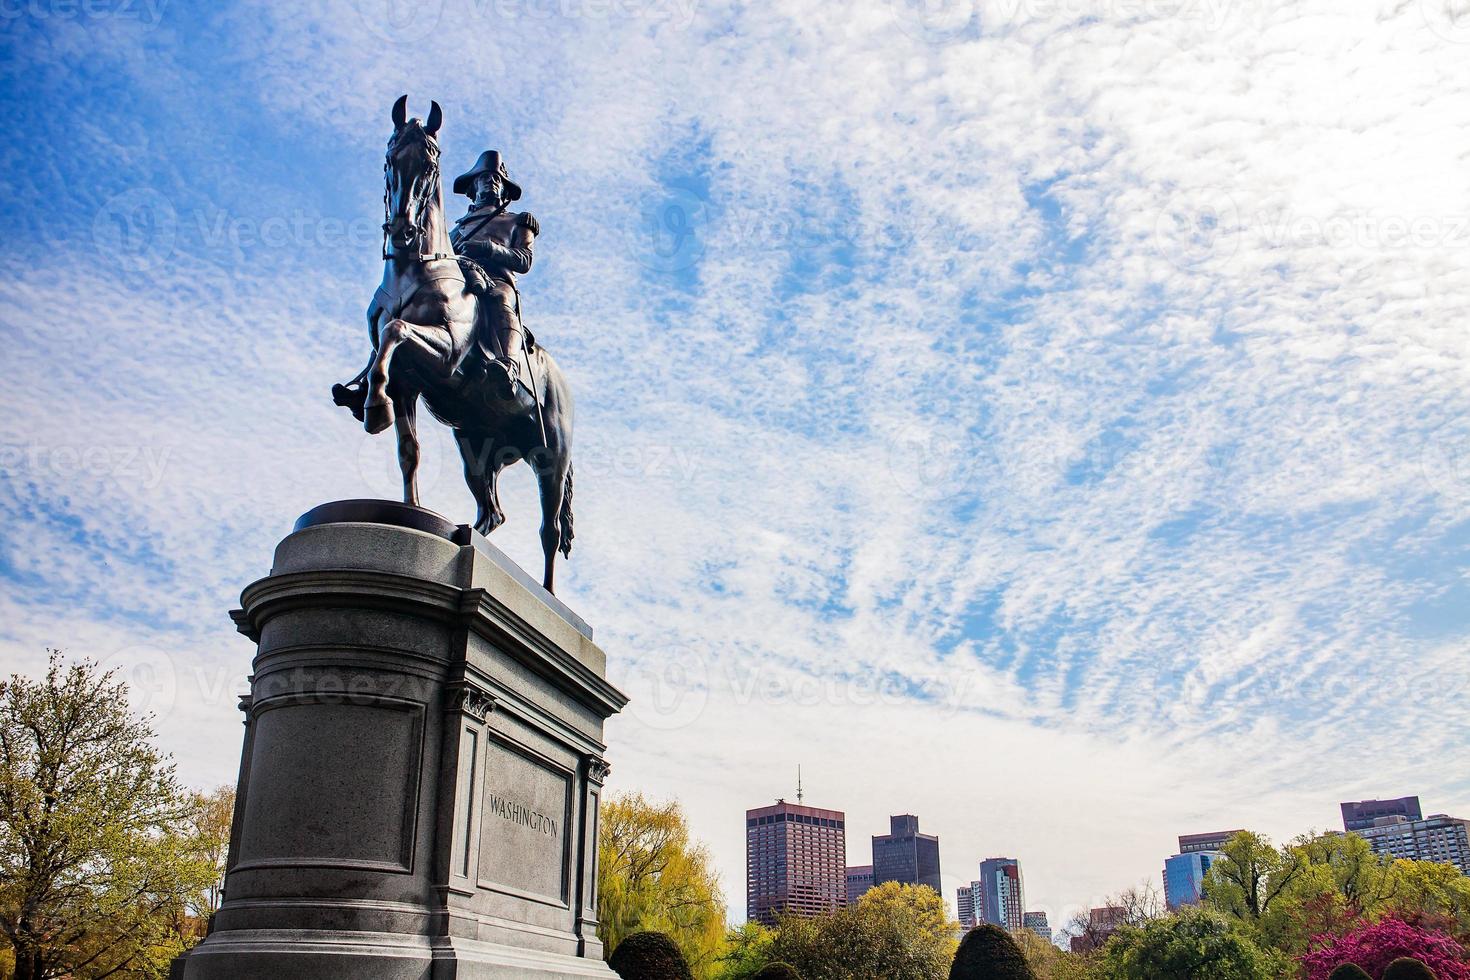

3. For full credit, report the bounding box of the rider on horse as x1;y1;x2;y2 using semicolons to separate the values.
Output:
450;150;539;396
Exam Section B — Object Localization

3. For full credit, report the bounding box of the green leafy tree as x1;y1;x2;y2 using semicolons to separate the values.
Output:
1095;906;1274;979
0;652;216;980
599;794;726;979
185;786;234;922
1385;859;1470;939
715;921;775;980
1256;832;1396;956
768;882;957;980
1327;964;1373;980
1203;832;1305;929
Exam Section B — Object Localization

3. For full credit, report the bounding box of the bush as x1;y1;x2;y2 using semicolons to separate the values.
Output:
1327;966;1373;980
950;924;1035;980
751;964;802;980
1300;919;1469;980
1383;959;1439;980
608;931;694;980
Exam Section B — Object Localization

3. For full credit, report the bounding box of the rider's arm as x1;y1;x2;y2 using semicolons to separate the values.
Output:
466;213;537;275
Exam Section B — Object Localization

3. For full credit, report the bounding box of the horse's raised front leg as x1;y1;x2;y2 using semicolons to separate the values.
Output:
393;392;420;506
364;318;455;435
363;318;407;434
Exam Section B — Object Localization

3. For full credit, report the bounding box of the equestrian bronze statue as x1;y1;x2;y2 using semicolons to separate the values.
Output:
333;96;575;592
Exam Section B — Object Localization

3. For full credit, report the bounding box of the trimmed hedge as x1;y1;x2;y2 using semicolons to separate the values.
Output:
1383;959;1439;980
950;924;1036;980
607;931;693;980
1327;966;1373;980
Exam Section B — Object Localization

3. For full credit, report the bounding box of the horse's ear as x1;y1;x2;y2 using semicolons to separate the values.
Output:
392;94;408;129
425;101;442;136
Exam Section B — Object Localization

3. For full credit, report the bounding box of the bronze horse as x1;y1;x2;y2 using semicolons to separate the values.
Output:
333;96;575;592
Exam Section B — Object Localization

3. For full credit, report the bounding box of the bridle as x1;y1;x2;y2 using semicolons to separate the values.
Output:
382;129;453;263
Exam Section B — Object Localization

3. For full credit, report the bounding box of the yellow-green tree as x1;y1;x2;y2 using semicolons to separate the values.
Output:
0;652;216;980
1202;831;1304;930
598;792;726;978
767;882;957;980
714;921;774;979
1384;857;1470;940
1015;927;1090;980
186;786;235;922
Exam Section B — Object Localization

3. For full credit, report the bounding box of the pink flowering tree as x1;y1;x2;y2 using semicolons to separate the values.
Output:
1300;918;1469;980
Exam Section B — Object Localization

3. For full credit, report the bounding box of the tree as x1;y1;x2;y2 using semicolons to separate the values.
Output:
715;921;775;980
949;923;1034;980
1382;958;1440;980
186;786;234;921
599;793;725;979
609;930;694;980
1203;832;1304;927
1253;832;1396;956
1299;918;1470;980
0;652;217;980
1013;928;1090;980
768;882;956;980
1095;906;1274;980
750;965;801;980
1386;859;1470;940
1326;966;1372;980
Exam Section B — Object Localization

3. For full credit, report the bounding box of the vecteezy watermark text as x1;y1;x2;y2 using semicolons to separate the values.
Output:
0;0;167;26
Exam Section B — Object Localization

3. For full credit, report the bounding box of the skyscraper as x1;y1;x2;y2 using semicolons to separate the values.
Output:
1341;797;1423;832
1162;831;1241;910
977;858;1025;931
1023;911;1051;943
845;865;874;906
746;800;847;925
956;881;980;929
871;814;942;892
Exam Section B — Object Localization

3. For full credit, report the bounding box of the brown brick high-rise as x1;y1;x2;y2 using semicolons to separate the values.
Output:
746;801;846;925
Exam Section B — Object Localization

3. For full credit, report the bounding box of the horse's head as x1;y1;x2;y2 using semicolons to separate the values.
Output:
383;94;443;255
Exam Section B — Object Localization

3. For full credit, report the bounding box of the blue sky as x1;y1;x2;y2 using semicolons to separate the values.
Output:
2;0;1469;930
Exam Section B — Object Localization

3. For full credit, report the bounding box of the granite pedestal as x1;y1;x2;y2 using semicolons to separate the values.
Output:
174;500;627;980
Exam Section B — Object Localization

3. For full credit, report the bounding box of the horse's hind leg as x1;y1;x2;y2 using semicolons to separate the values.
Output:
534;451;569;593
393;392;420;507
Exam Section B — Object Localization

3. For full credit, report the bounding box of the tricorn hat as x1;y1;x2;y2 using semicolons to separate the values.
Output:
453;150;522;201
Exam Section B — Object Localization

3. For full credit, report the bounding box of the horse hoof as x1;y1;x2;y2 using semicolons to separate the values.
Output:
364;402;394;434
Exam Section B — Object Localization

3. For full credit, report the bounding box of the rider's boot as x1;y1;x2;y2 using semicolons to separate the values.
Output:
484;356;520;398
484;321;524;397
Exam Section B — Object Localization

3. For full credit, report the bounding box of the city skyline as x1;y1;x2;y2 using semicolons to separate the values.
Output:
742;788;1468;931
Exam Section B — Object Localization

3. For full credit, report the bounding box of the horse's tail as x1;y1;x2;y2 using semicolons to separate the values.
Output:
558;464;574;557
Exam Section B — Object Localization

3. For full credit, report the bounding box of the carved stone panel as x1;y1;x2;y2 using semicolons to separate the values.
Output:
235;695;424;873
478;738;572;906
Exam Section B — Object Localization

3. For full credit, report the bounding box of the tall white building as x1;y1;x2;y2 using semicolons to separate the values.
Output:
978;858;1025;931
956;881;980;929
1356;814;1470;874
